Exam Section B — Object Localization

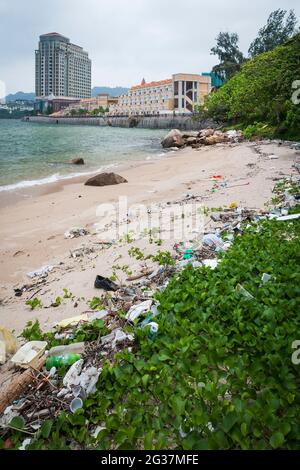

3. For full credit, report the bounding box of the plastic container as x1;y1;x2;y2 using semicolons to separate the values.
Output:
11;341;47;369
45;353;81;370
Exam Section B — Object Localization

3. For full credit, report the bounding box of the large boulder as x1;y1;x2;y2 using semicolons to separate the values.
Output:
84;172;127;187
161;129;184;148
203;134;227;145
185;136;198;146
71;158;85;165
198;128;215;138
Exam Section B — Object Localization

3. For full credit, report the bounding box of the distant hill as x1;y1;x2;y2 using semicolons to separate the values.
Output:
5;87;129;102
91;86;129;97
5;91;35;102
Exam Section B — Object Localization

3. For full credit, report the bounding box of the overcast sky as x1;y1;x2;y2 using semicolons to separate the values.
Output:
0;0;299;94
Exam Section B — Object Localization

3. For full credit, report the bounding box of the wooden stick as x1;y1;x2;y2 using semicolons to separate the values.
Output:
0;356;46;414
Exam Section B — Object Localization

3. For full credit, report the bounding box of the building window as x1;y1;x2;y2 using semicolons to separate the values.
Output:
174;81;179;95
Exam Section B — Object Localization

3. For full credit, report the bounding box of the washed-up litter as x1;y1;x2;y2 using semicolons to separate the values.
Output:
88;309;109;322
48;342;85;357
101;328;134;349
46;353;81;370
236;284;254;300
19;438;32;450
125;300;152;322
63;359;101;397
202;259;219;270
275;213;300;221
142;322;158;339
64;228;89;239
27;265;53;279
94;275;118;291
70;246;94;258
11;341;47;369
0;327;18;364
70;397;83;413
268;154;279;160
203;233;228;252
0;405;19;428
55;314;89;328
183;249;194;260
261;273;271;284
291;143;300;150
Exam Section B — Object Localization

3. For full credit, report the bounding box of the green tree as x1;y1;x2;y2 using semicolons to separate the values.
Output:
248;9;298;57
202;33;300;140
211;32;245;82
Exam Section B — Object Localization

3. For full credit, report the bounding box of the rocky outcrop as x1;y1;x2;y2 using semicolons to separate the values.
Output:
161;128;243;149
71;158;85;165
84;172;128;187
161;129;185;148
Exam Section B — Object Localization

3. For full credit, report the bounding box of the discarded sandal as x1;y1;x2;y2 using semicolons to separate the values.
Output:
94;275;118;291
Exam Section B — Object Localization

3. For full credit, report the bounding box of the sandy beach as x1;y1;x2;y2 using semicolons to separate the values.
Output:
0;140;297;333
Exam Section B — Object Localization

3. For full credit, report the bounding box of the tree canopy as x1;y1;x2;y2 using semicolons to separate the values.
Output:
210;32;245;81
248;9;298;57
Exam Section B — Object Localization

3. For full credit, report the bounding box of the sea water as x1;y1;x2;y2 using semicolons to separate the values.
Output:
0;119;167;191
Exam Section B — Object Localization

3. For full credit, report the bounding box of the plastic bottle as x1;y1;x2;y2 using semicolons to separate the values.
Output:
48;342;84;357
45;353;81;370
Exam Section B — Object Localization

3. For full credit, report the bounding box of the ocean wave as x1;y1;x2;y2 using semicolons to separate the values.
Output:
0;163;119;192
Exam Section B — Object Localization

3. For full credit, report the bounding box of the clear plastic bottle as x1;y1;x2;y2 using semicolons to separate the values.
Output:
48;342;85;357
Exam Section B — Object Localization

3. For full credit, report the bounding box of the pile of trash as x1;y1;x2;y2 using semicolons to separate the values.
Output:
1;171;299;448
161;128;243;149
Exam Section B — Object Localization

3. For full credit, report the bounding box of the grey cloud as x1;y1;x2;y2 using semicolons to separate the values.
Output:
0;0;299;93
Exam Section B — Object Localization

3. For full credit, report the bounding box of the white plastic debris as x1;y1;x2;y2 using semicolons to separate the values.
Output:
11;341;47;369
261;273;271;284
63;359;101;397
203;233;226;251
91;425;106;438
27;265;53;278
276;213;300;221
202;259;219;270
268;154;279;160
64;228;89;239
70;398;83;413
88;309;109;322
125;300;152;322
236;284;254;300
101;328;134;349
0;405;19;427
63;359;83;389
19;438;32;450
48;342;84;357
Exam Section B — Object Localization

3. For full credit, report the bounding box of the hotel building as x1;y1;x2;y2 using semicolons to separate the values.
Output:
110;73;211;116
35;32;91;99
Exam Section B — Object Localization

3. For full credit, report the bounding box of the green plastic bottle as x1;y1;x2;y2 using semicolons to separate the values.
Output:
46;353;81;370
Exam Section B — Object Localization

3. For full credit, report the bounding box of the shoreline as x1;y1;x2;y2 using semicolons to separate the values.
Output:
0;149;176;208
0;140;298;333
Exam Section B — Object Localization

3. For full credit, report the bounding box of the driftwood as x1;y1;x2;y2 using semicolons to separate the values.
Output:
0;356;46;414
126;270;153;281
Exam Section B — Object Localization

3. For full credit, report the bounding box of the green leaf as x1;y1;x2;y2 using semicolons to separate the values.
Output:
171;395;186;415
144;430;155;450
270;432;285;449
157;353;170;362
142;374;150;387
9;416;25;430
223;413;238;433
41;420;53;439
241;422;247;436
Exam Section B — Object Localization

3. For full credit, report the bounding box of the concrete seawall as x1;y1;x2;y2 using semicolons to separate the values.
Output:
24;115;216;130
